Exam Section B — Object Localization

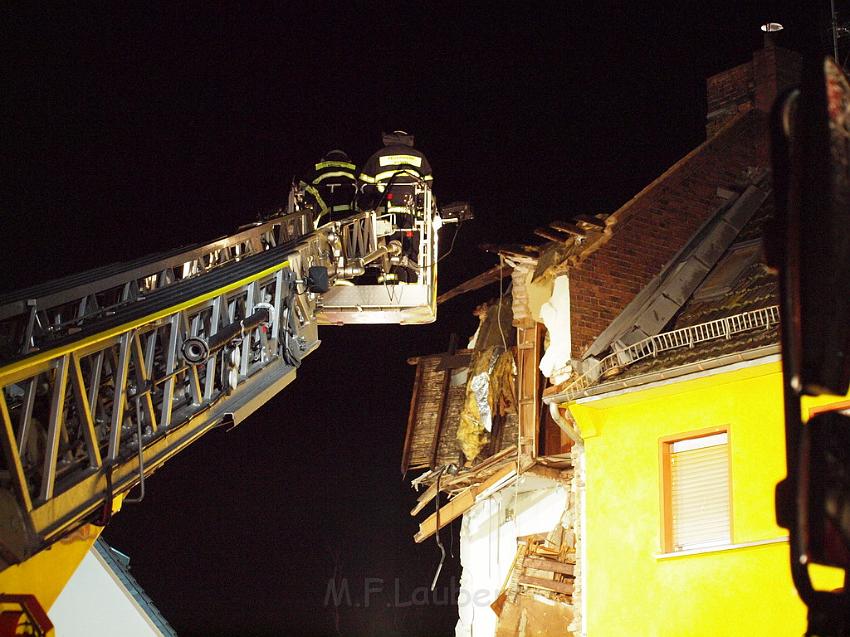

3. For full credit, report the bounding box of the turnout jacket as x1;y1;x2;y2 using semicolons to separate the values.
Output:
358;132;432;212
359;132;433;189
301;157;358;221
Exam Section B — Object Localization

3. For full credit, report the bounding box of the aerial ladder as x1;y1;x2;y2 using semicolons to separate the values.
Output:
0;182;464;634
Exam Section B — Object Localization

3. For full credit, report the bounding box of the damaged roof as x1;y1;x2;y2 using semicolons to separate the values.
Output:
546;170;781;403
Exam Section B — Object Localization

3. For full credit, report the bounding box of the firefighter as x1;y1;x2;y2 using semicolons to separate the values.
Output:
358;131;433;282
300;149;358;226
358;131;432;210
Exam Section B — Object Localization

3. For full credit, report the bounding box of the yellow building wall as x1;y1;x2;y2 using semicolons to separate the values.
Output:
569;360;844;637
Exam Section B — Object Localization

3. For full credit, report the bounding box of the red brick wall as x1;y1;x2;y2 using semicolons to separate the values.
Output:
706;61;754;137
569;114;763;358
705;46;801;138
566;45;801;360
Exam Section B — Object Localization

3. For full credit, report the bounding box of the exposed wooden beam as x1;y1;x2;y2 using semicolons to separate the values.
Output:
523;463;565;482
549;220;585;236
533;227;571;243
516;324;543;459
414;464;516;543
518;576;574;595
437;264;511;305
411;481;439;516
525;557;575;576
463;444;517;476
438;445;519;492
574;214;606;230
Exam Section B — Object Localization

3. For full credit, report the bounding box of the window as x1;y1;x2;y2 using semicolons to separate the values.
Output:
660;430;731;552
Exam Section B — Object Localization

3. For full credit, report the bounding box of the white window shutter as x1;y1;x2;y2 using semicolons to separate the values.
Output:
670;433;730;550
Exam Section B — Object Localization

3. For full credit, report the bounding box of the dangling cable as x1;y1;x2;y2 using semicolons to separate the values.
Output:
497;254;509;352
431;466;447;591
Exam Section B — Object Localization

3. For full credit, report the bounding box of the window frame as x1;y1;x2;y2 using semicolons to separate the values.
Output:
809;400;850;418
659;426;733;553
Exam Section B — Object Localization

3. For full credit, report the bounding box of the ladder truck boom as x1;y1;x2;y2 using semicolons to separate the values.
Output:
0;184;450;629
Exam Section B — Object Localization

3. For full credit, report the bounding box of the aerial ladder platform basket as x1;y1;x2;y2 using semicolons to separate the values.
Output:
315;183;440;325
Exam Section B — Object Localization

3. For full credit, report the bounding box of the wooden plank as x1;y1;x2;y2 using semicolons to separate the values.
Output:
574;214;606;230
524;558;575;577
437;264;511;305
401;361;425;475
414;488;475;543
516;324;542;459
444;445;517;488
414;464;516;543
533;227;571;243
549;220;585;236
411;482;440;516
524;463;564;482
518;576;574;595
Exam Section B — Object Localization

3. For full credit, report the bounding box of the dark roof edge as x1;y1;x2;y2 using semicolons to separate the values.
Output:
583;182;769;359
568;110;760;267
545;343;780;404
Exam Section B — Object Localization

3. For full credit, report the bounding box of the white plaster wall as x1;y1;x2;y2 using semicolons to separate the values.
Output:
539;275;572;384
455;478;567;637
50;549;164;636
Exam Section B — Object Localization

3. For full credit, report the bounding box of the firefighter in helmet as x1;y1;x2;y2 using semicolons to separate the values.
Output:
358;131;433;282
300;149;358;226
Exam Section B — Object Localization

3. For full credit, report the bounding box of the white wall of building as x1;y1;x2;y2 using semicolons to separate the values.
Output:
539;275;572;384
455;475;567;637
49;548;165;636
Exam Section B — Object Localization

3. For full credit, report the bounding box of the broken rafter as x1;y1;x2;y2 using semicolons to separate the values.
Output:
533;227;572;243
548;220;585;236
411;481;440;516
574;214;607;230
437;264;511;305
414;464;516;543
479;243;542;260
411;445;519;516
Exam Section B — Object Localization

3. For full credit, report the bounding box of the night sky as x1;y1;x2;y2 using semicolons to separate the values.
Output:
1;2;818;636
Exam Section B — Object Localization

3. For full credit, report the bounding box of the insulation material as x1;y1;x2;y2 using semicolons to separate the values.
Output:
456;348;517;463
455;478;568;637
539;275;572;384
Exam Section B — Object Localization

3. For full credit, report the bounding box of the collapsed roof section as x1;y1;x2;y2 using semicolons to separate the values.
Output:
401;298;517;477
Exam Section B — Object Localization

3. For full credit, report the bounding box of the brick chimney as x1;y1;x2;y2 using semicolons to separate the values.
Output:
705;41;802;138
